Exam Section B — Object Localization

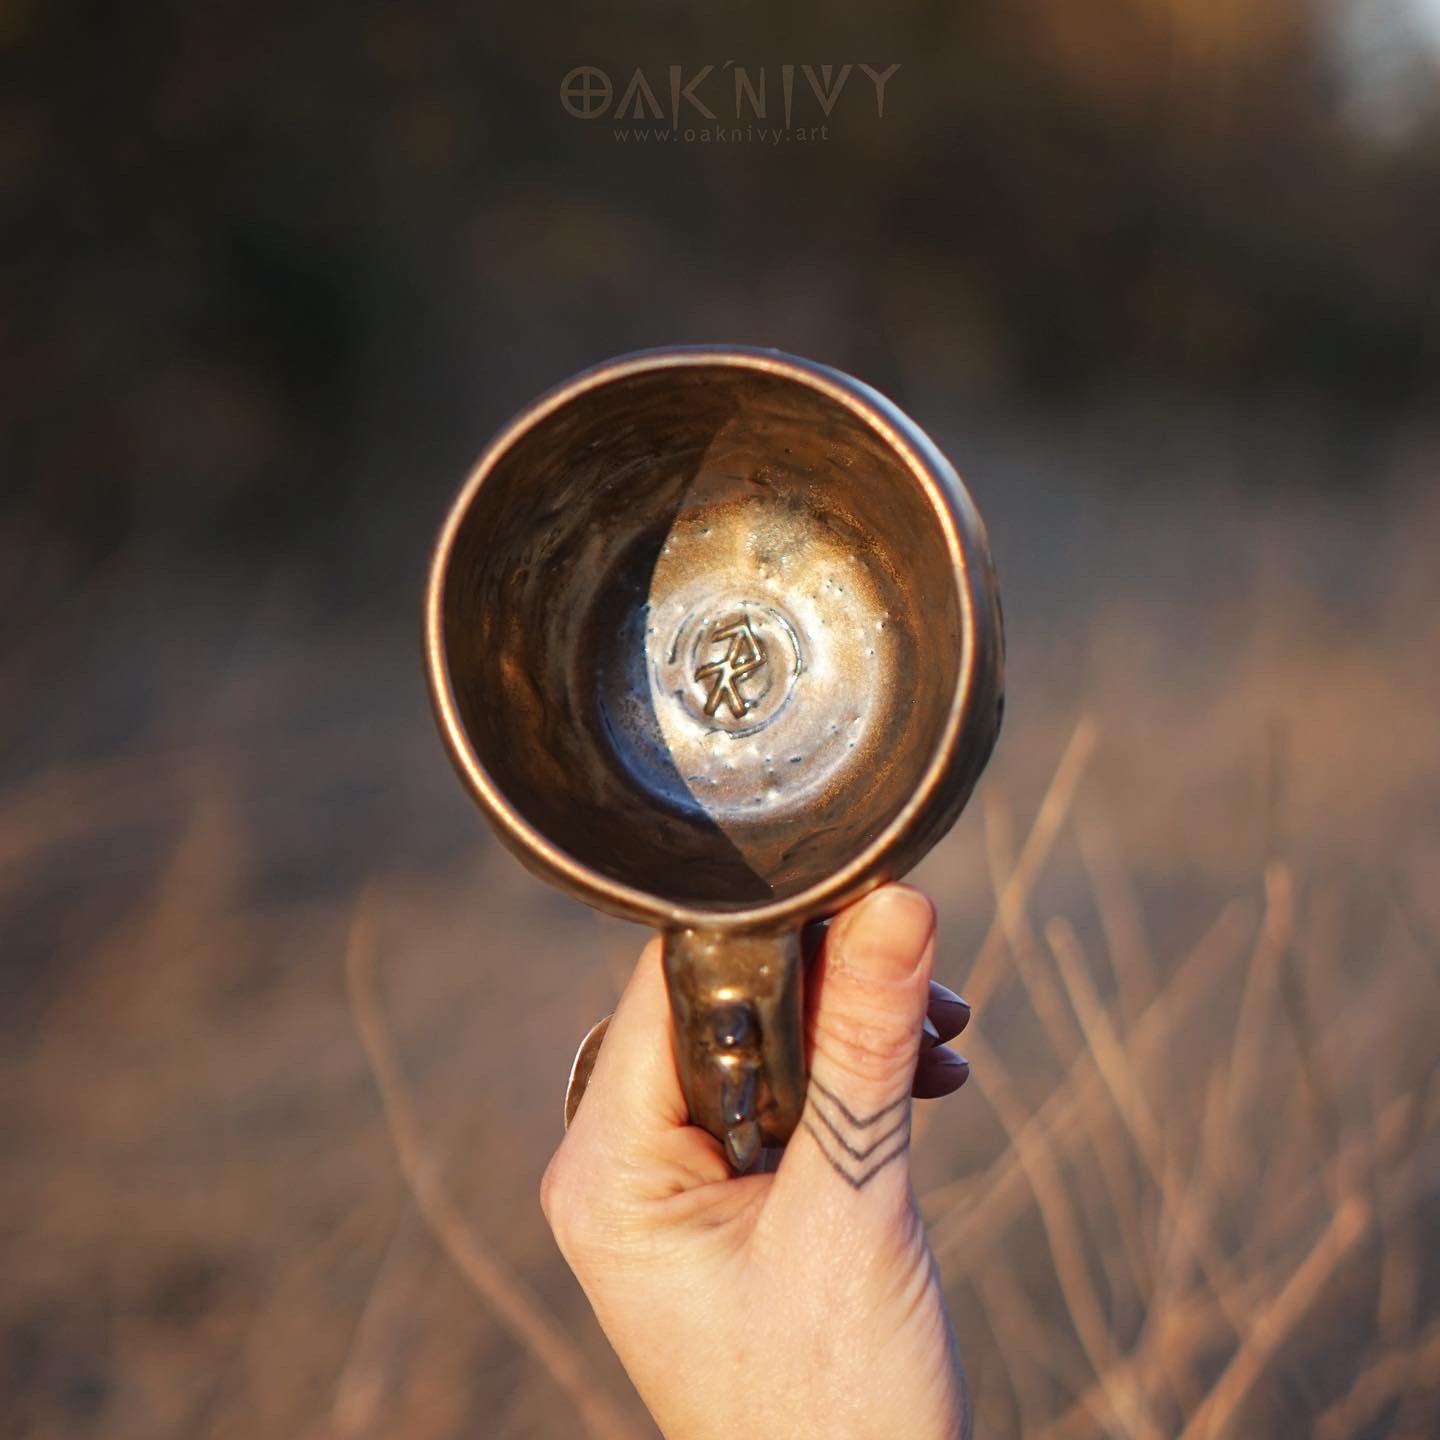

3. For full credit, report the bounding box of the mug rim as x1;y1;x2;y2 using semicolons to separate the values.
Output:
424;343;985;933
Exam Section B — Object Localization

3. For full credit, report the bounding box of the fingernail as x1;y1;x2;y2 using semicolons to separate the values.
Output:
912;1049;971;1100
928;983;972;1038
840;886;936;981
921;1014;942;1048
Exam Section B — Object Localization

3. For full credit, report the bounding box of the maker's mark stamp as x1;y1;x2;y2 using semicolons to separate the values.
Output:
695;615;767;719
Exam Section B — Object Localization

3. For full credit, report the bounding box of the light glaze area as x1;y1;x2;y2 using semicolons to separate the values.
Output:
611;450;914;839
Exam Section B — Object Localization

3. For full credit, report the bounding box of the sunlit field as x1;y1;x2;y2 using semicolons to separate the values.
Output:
4;405;1436;1437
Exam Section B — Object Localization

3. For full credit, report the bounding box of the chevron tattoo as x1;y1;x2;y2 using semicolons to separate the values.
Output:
801;1075;912;1189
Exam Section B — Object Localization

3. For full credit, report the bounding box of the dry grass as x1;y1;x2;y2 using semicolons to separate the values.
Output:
3;462;1438;1436
322;723;1439;1438
335;721;1439;1439
914;717;1440;1437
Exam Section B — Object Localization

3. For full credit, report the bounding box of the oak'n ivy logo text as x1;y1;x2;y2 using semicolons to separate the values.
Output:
559;63;899;145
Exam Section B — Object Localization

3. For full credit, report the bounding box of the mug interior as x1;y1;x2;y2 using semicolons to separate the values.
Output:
438;360;964;909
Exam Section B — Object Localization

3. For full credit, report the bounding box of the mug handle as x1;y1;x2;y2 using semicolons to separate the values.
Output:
662;928;805;1172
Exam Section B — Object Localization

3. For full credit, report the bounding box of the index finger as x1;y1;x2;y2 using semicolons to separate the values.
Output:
557;937;734;1195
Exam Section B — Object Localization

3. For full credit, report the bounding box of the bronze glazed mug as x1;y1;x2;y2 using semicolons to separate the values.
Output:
425;346;1004;1171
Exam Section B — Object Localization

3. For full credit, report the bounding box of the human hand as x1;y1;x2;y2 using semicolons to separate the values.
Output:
541;885;973;1439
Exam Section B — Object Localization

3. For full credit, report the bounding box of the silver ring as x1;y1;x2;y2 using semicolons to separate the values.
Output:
564;1015;612;1130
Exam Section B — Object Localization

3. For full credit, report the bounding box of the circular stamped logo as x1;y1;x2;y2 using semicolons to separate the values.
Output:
664;602;802;736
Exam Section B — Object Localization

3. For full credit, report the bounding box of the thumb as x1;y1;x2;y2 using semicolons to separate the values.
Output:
775;884;935;1203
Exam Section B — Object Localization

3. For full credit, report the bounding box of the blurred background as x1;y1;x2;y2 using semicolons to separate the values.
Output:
3;1;1439;1435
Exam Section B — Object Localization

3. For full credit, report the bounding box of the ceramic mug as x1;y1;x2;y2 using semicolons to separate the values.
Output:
425;346;1003;1170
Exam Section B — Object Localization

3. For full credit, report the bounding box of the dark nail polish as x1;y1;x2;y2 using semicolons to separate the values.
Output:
927;984;973;1041
911;1048;971;1100
931;981;964;1006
